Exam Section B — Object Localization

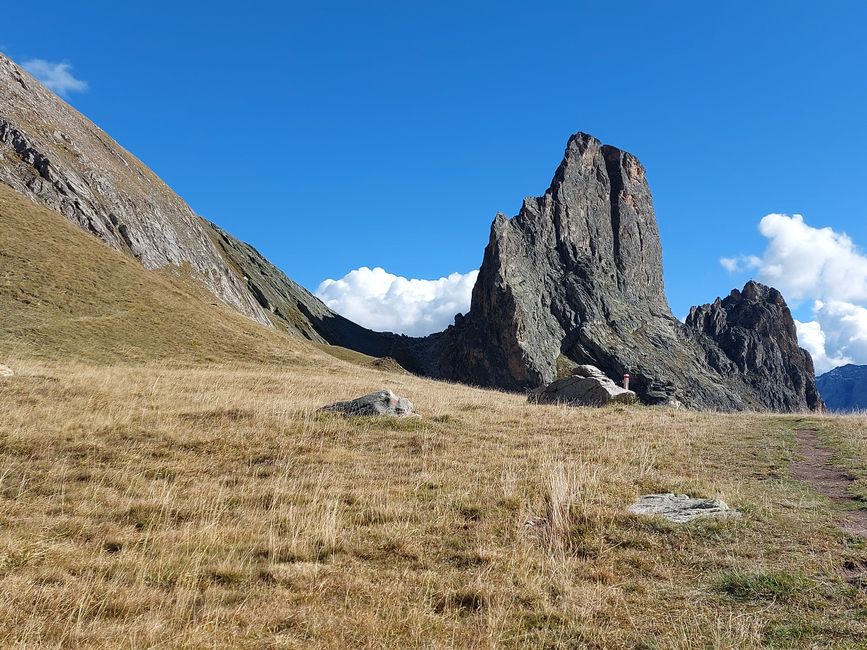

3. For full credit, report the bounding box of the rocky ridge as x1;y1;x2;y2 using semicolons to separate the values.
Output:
0;54;272;324
0;51;819;412
686;282;821;411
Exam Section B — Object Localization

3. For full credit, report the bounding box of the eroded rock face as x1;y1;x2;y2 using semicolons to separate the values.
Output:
418;133;820;411
685;282;822;412
320;390;414;417
529;365;637;407
0;53;270;325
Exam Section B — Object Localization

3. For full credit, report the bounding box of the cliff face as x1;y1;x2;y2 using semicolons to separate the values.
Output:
417;134;819;412
815;364;867;412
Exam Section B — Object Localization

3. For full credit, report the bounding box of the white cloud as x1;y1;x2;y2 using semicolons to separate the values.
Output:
756;214;867;302
315;266;479;336
724;213;867;372
720;255;760;273
22;59;88;96
795;317;851;374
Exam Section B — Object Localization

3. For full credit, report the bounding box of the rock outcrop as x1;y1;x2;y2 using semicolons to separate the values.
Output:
320;390;414;417
412;133;819;411
685;282;822;412
816;364;867;412
529;365;637;407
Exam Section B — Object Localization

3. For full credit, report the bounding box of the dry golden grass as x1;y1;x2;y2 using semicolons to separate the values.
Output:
2;355;866;649
0;182;309;365
3;154;867;647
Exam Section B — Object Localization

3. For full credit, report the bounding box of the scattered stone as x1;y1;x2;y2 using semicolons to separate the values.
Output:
628;493;739;523
320;389;413;417
364;357;410;374
528;365;637;407
0;364;12;377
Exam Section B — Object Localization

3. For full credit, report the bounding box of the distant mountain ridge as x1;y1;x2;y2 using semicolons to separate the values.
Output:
816;364;867;412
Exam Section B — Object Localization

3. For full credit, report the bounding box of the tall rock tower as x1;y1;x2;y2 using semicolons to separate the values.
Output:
423;133;819;411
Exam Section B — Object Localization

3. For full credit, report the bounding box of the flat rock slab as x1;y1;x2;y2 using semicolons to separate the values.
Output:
320;389;413;417
628;493;739;523
0;364;12;377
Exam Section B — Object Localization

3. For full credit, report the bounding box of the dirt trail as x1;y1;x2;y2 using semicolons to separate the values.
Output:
791;428;867;538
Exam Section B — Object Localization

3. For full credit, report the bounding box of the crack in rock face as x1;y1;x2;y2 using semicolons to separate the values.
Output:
627;493;740;523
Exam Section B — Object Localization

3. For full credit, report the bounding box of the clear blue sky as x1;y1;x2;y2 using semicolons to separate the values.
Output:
4;1;867;329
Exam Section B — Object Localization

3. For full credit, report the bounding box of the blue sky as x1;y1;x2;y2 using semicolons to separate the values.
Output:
5;2;867;370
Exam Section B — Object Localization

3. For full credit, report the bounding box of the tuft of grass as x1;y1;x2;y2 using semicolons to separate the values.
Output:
715;570;817;603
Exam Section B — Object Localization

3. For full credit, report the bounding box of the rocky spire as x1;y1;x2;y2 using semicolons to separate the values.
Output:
420;134;820;411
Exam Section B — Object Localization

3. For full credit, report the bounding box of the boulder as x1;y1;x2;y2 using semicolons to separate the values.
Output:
628;493;739;523
0;364;12;377
528;365;637;407
320;389;413;417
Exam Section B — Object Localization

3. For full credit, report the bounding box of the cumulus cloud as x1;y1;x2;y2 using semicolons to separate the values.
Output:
22;59;88;96
795;317;851;374
723;213;867;372
315;266;479;336
756;214;867;303
719;255;761;273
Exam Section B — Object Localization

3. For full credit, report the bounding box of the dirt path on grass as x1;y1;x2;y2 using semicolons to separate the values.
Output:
792;428;867;538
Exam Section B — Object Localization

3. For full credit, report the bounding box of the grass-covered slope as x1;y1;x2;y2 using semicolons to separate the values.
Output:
1;361;866;648
2;170;867;648
0;182;313;364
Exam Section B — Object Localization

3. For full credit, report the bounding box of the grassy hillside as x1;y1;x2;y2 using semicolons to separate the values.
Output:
0;182;316;365
2;181;867;647
1;359;866;648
